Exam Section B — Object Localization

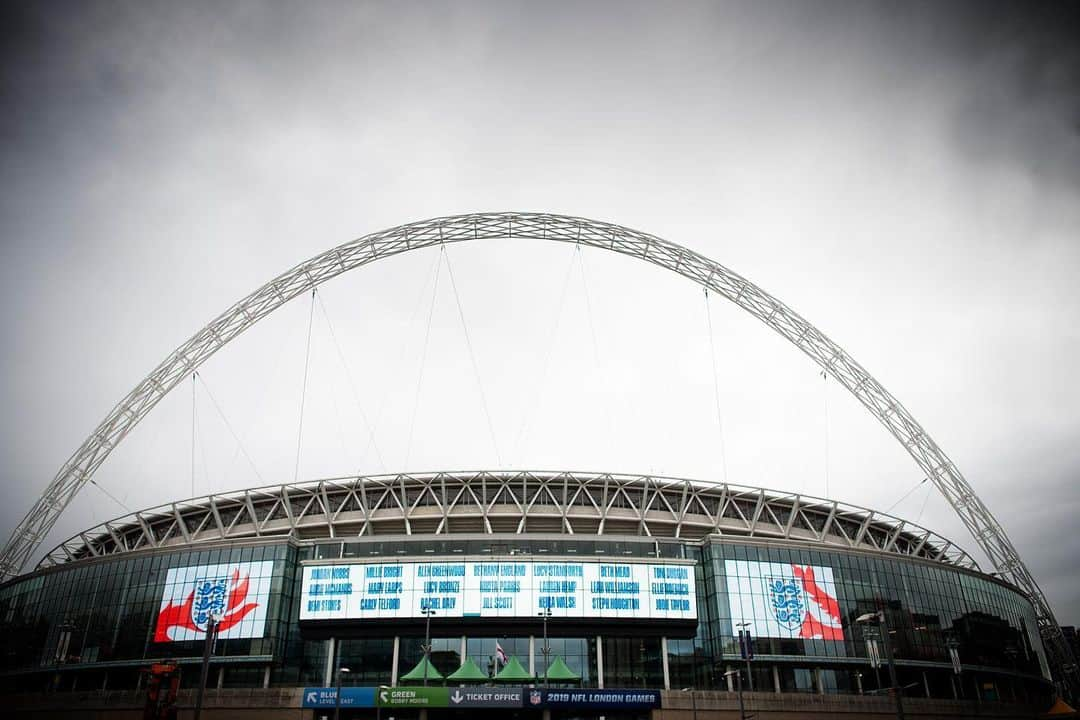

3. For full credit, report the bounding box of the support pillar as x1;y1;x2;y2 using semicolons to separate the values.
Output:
773;665;781;694
263;665;271;689
324;637;336;687
661;637;671;690
596;635;604;688
460;636;467;667
217;666;225;689
922;671;930;698
391;636;400;685
529;635;536;676
816;667;824;694
855;670;863;695
726;664;734;691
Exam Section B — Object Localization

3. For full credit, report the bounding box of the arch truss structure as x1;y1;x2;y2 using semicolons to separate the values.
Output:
1;212;1074;688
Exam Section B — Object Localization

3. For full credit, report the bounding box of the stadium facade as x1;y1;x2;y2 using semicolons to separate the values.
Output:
2;212;1072;717
0;471;1055;717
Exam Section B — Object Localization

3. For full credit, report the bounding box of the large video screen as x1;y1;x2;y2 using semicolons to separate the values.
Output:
725;560;844;640
299;560;696;621
155;560;274;642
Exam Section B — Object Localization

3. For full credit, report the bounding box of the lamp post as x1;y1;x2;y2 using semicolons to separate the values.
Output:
736;622;753;691
723;669;746;720
193;613;220;720
857;611;904;720
421;607;436;687
333;667;351;720
538;608;552;687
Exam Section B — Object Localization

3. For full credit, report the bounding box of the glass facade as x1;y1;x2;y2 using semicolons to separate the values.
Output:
0;534;1051;707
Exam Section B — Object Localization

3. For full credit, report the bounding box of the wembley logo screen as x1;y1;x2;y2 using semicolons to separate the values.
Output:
154;560;274;642
725;560;844;640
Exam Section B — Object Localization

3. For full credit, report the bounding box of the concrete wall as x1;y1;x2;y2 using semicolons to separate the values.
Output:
659;690;1044;720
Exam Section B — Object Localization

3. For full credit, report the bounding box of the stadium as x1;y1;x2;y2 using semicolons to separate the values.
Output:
0;213;1074;719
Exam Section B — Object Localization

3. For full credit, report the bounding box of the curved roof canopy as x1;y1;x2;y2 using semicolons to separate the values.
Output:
41;471;978;571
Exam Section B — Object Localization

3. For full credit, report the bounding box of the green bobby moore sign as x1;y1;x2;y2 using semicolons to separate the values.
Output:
376;686;524;708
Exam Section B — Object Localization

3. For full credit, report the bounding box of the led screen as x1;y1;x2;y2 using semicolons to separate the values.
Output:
725;560;844;640
299;560;696;621
154;560;274;642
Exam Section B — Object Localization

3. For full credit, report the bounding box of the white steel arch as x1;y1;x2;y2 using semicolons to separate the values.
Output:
0;212;1074;688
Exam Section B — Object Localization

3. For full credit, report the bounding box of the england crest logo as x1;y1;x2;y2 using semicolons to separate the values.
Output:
764;576;805;632
191;576;229;628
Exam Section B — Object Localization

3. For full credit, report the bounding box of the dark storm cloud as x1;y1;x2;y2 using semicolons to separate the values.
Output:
0;0;1078;628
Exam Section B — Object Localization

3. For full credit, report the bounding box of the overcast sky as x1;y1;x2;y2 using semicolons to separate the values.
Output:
1;1;1078;622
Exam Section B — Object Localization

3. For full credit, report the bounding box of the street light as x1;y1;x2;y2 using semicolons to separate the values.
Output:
421;607;436;687
193;613;221;720
723;669;747;720
333;667;351;720
735;622;754;691
538;608;552;687
857;611;904;720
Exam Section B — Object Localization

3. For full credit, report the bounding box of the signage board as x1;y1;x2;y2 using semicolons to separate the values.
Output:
725;560;844;640
300;560;695;621
376;686;448;707
302;687;376;708
527;688;661;709
154;560;274;642
446;687;523;708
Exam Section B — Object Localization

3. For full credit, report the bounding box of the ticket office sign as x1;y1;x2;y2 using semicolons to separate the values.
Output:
298;560;696;621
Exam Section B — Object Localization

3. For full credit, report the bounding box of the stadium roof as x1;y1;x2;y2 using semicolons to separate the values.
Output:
38;470;978;571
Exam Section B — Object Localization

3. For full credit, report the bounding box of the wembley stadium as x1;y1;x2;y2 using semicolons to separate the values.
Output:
0;213;1075;719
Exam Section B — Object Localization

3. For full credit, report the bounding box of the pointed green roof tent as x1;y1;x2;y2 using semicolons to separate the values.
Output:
446;657;490;683
540;655;581;683
494;655;533;683
400;656;444;683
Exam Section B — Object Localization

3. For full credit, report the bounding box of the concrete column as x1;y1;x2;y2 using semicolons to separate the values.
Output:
816;668;824;694
217;666;225;689
324;637;336;687
661;636;671;690
725;665;734;692
391;636;400;685
596;635;604;688
773;665;781;694
855;670;863;695
529;635;536;676
922;671;930;698
263;665;271;689
460;635;467;667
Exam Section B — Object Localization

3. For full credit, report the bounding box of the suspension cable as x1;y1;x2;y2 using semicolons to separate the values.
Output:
404;251;443;469
512;249;577;465
293;289;317;484
360;251;443;470
703;289;729;484
89;479;132;514
190;372;196;498
885;477;928;515
441;246;502;467
575;245;600;364
315;289;388;472
195;371;265;485
915;480;933;523
822;369;830;498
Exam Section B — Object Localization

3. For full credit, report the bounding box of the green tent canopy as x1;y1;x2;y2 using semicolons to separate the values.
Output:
494;656;533;683
400;656;444;683
446;657;490;683
540;655;581;683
